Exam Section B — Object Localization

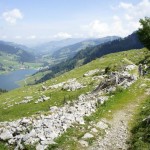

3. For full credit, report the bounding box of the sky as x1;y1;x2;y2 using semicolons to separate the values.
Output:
0;0;150;46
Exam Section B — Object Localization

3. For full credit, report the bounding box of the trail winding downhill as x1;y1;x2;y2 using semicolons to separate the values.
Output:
88;94;148;150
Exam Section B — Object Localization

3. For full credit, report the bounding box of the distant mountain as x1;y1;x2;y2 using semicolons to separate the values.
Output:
3;41;32;52
52;36;120;61
75;32;143;64
0;41;35;62
33;38;85;55
35;32;143;83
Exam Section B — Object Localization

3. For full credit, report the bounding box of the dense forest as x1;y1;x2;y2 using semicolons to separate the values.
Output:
0;88;7;95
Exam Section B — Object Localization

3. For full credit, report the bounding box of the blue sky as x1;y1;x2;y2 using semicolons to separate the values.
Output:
0;0;150;46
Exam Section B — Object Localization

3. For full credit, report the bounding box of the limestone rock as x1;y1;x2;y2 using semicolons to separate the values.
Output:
36;143;45;150
62;78;84;91
96;121;108;130
125;64;136;71
0;129;13;140
50;106;58;112
97;96;109;104
84;69;99;77
49;82;65;89
82;133;94;139
79;140;89;147
91;128;98;133
35;95;50;104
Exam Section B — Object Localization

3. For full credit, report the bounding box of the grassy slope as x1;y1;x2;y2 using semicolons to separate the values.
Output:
48;78;150;150
0;48;150;150
18;70;52;86
129;89;150;149
0;48;149;122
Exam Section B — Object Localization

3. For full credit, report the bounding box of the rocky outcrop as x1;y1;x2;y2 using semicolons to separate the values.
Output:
0;93;101;150
15;96;33;105
47;78;84;91
49;82;65;89
35;95;50;104
0;70;138;149
93;71;137;93
62;78;85;91
84;69;100;77
125;64;136;71
97;96;109;104
82;133;94;139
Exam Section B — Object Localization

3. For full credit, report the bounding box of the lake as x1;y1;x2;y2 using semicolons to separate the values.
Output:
0;69;37;90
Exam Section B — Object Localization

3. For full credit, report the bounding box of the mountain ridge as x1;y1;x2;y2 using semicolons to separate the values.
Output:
52;36;120;61
0;40;35;63
35;32;143;83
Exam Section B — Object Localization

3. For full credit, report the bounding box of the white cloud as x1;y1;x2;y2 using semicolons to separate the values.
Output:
125;14;133;21
123;0;150;33
14;35;22;39
54;32;72;39
106;0;150;37
27;35;37;40
119;2;133;9
82;20;109;37
82;17;129;37
112;16;129;36
119;0;150;19
2;9;23;24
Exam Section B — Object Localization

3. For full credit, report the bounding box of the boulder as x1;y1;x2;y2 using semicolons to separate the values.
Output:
97;96;109;104
49;82;65;89
125;64;136;71
91;128;98;133
96;121;108;130
42;85;47;91
0;129;13;140
84;69;99;77
62;78;84;91
21;118;31;125
35;95;50;104
22;129;36;142
79;140;89;147
36;143;45;150
50;106;58;112
82;133;94;139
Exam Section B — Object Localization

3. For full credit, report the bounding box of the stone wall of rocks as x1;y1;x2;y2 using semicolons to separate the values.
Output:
43;78;84;92
0;93;101;150
0;69;138;150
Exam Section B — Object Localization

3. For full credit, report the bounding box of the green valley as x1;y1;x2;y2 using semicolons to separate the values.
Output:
0;48;149;150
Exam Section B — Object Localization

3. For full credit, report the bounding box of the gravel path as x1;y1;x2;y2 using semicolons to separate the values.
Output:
88;99;142;150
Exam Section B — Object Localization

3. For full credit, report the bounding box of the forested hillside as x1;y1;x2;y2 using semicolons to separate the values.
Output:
35;32;143;83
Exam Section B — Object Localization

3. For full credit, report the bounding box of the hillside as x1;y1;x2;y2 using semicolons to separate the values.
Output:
35;32;143;84
23;36;119;84
33;37;119;70
0;41;35;62
0;41;40;74
52;36;119;61
0;48;149;150
33;38;85;55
